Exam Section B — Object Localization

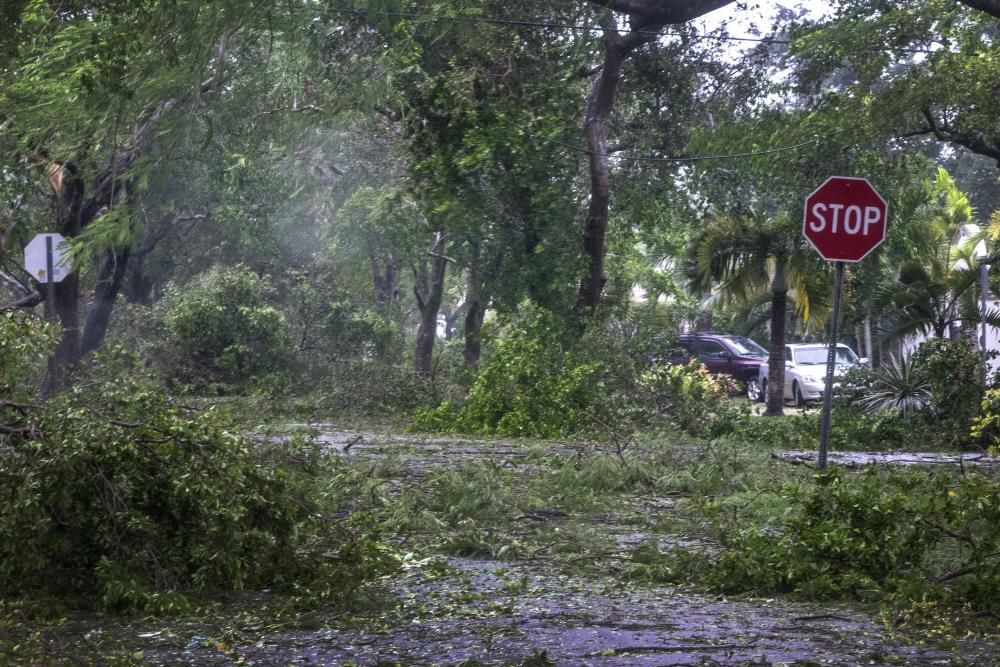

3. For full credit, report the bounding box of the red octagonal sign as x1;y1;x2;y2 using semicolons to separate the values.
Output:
803;176;888;262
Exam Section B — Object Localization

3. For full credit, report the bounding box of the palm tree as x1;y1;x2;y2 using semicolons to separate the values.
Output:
875;169;1000;342
691;214;818;416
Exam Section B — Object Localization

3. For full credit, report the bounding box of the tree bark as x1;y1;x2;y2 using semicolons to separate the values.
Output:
367;226;398;307
577;19;649;312
576;0;738;312
46;164;85;394
464;298;485;367
765;266;788;417
414;233;448;376
80;246;132;356
864;316;873;365
80;182;138;356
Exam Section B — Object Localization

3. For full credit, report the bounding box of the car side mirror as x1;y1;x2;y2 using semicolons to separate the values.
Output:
785;360;793;366
858;357;869;367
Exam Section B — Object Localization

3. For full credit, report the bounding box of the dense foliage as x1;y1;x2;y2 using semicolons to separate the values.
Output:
2;2;1000;653
704;468;1000;612
0;349;397;612
153;265;294;394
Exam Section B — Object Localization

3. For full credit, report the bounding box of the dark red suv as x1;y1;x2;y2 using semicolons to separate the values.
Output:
664;333;769;389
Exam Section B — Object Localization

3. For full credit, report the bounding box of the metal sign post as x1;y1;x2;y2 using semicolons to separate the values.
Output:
803;177;887;469
24;233;72;397
818;261;844;469
44;236;55;322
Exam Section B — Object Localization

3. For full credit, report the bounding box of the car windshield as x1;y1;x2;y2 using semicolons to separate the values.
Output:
794;346;858;365
727;337;767;356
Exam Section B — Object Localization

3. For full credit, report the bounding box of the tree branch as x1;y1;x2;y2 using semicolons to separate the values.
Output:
1;290;43;311
921;107;1000;165
0;268;30;297
955;0;1000;18
257;104;324;116
596;0;737;26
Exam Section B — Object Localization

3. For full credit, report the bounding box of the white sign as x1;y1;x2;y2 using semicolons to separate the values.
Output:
24;233;72;283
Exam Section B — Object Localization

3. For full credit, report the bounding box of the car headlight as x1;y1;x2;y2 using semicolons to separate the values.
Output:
801;375;817;384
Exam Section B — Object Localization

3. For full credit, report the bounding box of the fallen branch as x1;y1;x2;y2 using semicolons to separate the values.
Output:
791;613;852;622
343;434;362;453
2;290;43;311
0;399;42;439
592;639;759;656
770;452;814;468
0;399;40;413
934;552;1000;583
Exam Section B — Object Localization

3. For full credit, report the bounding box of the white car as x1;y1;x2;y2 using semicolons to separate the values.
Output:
756;343;864;407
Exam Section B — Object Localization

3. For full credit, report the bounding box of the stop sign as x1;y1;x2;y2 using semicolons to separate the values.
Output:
803;176;888;262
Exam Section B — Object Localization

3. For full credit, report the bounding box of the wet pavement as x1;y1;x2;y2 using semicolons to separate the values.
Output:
108;557;999;666
25;428;998;666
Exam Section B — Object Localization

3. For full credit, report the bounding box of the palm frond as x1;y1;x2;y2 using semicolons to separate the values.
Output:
858;354;933;419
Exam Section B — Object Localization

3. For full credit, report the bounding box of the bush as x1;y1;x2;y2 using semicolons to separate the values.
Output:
0;310;57;399
413;308;605;438
153;265;294;394
702;468;1000;611
637;360;727;436
708;469;932;599
970;388;1000;454
0;351;398;611
911;338;982;444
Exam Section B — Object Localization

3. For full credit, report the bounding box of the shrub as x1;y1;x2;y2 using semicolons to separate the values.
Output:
707;469;934;599
153;265;294;394
911;338;982;443
703;468;1000;611
0;351;398;611
970;388;1000;454
637;360;726;436
413;308;604;438
0;310;57;399
858;354;933;419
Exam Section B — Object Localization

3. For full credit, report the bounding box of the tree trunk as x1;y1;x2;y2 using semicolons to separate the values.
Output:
864;316;873;365
696;308;713;332
367;226;398;308
80;246;131;356
414;233;447;376
464;298;485;368
124;255;154;304
765;266;788;417
46;164;85;394
575;0;738;312
442;300;470;342
80;182;137;356
577;26;642;313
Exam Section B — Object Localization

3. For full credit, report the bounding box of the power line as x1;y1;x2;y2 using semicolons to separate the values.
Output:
531;131;836;163
329;6;793;45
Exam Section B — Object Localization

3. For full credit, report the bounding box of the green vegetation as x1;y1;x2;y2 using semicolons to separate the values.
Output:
2;0;1000;661
0;351;398;613
153;265;294;394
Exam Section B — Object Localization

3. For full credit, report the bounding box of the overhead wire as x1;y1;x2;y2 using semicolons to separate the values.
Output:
524;129;842;163
327;6;794;45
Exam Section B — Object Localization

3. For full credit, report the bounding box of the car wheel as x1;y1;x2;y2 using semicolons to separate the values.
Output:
746;377;763;402
793;381;805;408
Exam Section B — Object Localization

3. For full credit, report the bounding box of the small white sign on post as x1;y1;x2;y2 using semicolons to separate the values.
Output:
24;233;72;283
